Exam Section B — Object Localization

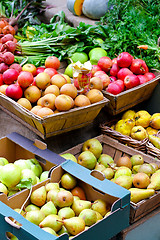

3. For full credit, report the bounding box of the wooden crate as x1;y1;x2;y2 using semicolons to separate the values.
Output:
0;92;108;139
61;134;160;224
102;72;160;115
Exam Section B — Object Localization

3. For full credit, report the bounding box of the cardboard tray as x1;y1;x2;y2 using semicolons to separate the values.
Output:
61;134;160;224
0;160;130;240
102;72;160;115
0;92;108;139
0;132;66;196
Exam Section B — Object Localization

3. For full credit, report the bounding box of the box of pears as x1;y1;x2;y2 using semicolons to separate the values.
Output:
60;134;160;223
0;160;130;240
0;132;65;198
100;109;160;153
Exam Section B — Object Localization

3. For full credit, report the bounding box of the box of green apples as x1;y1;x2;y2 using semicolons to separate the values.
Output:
0;132;65;197
60;134;160;224
0;160;130;240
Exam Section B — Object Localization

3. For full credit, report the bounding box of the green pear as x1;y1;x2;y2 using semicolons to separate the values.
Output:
56;190;74;208
0;157;9;165
114;166;132;180
21;169;37;185
10;235;18;240
47;189;59;207
72;199;91;216
147;172;160;190
82;138;103;159
39;214;63;232
148;134;160;149
132;165;141;174
94;163;106;171
42;227;57;236
26;210;45;225
77;151;97;170
95;211;103;221
45;182;59;192
150;162;159;171
91;199;109;217
61;217;85;236
40;171;49;182
30;186;47;207
14;159;31;171
98;154;114;167
0;182;8;195
73;196;80;202
60;153;77;163
129;188;155;203
40;201;57;216
79;209;97;226
61;173;77;190
58;225;70;235
58;207;75;219
114;175;133;189
102;168;115;180
130;155;144;166
25;204;40;212
138;163;155;177
0;163;21;188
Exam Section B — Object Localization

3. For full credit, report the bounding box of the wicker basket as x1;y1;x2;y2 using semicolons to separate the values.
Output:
100;120;148;152
102;71;160;115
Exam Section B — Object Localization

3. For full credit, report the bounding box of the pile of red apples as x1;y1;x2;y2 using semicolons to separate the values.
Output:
91;52;156;95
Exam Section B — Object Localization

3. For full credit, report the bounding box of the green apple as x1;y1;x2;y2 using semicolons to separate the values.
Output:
78;150;97;170
21;169;37;185
40;171;49;182
0;157;9;166
82;138;103;159
14;159;31;171
70;52;88;64
26;159;43;177
60;153;77;163
0;163;21;188
89;47;107;65
64;63;73;78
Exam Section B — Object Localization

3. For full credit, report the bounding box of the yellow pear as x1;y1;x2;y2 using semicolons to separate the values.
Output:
135;110;151;128
146;127;158;135
148;135;160;150
147;171;160;190
129;188;155;203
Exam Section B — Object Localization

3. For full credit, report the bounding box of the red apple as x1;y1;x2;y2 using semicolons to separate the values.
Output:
0;74;3;86
110;76;117;82
124;74;140;89
94;70;106;76
130;59;149;75
36;67;45;75
9;63;22;73
106;82;122;95
3;69;19;85
144;72;156;81
117;68;133;81
44;68;58;78
109;63;120;77
31;77;37;86
6;83;23;100
17;71;34;88
90;65;102;77
117;52;133;68
112;58;117;64
137;75;148;85
115;79;125;91
0;63;9;74
97;56;112;72
94;73;110;89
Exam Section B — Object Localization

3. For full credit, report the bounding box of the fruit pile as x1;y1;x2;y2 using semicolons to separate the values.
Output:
0;55;104;118
111;109;160;146
61;137;160;203
10;172;111;238
0;157;49;196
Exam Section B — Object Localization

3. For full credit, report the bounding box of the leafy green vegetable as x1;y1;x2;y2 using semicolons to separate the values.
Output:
16;178;32;190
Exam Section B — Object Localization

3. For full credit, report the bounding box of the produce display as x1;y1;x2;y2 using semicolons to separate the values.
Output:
8;172;111;239
0;157;49;196
61;137;160;203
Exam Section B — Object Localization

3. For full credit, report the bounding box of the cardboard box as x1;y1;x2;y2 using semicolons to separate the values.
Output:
0;93;108;139
102;72;160;115
61;134;160;223
0;132;66;196
0;160;130;240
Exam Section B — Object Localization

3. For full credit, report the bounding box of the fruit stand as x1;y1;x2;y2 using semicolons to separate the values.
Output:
0;0;160;239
